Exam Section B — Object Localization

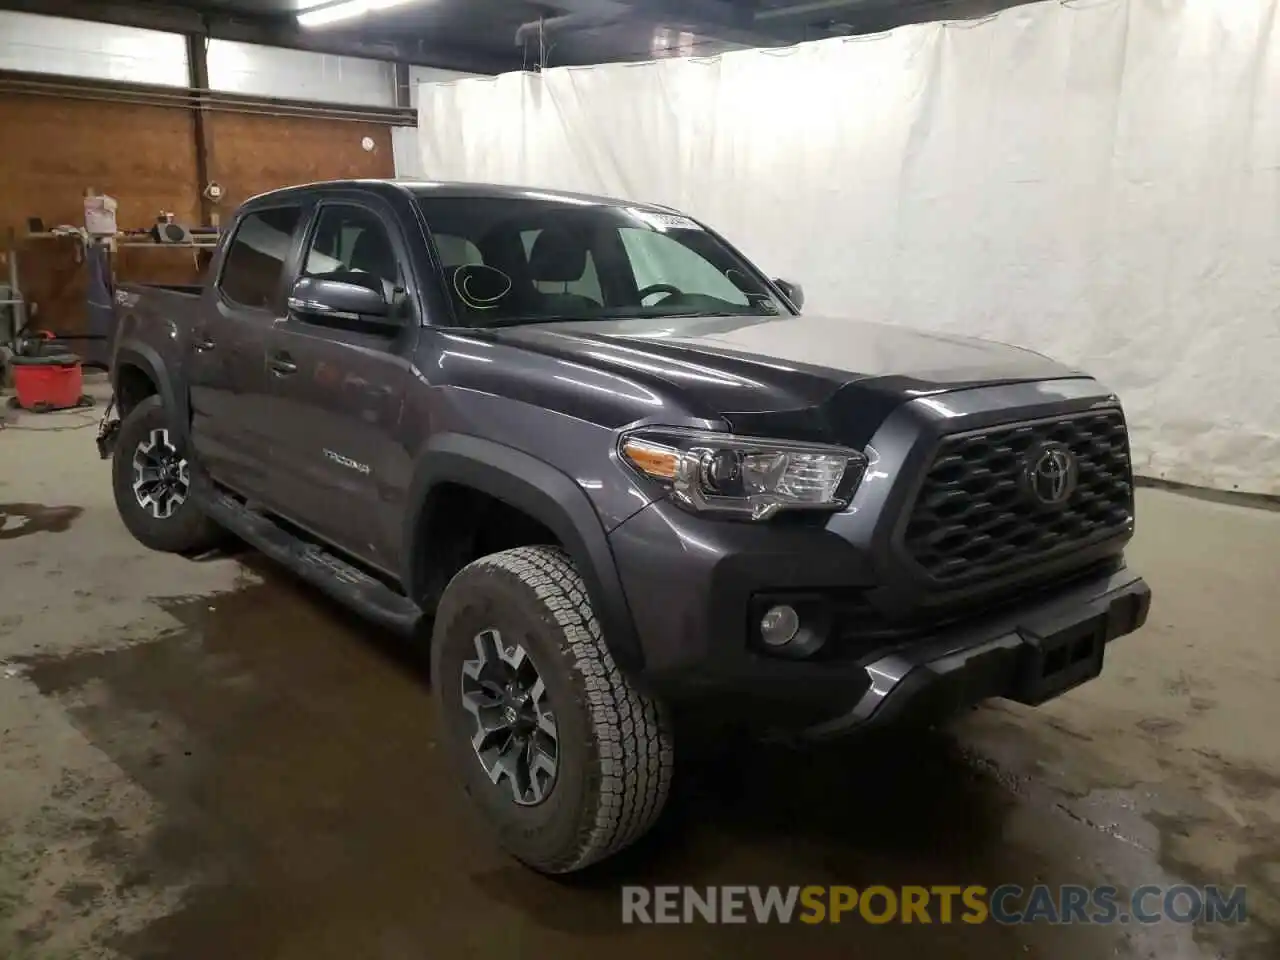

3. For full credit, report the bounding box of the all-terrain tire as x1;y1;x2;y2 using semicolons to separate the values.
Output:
431;545;674;873
111;395;223;554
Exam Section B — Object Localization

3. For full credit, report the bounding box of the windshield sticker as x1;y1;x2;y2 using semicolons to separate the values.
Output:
627;208;703;232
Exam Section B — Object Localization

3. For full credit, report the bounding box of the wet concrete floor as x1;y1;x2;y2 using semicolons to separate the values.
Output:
1;396;1277;960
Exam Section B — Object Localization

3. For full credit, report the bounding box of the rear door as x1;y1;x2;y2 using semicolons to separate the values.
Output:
189;203;307;498
259;195;419;570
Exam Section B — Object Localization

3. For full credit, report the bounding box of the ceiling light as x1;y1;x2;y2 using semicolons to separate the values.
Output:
297;0;419;28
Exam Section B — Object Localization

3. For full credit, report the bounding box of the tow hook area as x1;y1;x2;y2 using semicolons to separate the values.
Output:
96;395;120;460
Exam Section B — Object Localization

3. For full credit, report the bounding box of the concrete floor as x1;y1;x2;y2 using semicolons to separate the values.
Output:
1;393;1277;960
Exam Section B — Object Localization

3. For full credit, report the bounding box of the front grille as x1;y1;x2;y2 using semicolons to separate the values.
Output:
903;409;1133;582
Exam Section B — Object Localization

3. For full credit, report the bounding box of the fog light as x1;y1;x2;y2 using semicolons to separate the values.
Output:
760;604;801;647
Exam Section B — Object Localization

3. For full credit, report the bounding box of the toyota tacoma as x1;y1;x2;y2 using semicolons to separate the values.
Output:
99;179;1151;874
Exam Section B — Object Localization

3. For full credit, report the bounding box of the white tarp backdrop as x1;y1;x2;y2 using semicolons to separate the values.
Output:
416;0;1280;495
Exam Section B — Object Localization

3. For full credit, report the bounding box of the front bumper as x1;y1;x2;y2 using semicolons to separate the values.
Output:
796;566;1150;739
608;498;1150;736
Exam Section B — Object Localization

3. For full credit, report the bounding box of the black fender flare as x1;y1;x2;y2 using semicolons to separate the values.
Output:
403;433;644;673
113;343;189;447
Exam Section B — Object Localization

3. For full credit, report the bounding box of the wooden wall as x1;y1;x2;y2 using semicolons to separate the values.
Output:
0;92;395;337
206;113;394;210
0;94;200;338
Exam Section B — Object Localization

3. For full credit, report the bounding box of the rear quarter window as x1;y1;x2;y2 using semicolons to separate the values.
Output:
218;206;303;309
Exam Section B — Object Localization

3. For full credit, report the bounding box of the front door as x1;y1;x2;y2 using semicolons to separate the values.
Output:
188;204;306;500
261;199;418;571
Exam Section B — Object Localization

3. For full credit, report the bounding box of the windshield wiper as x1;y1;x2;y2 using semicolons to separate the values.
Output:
653;311;749;318
470;315;582;329
469;309;769;329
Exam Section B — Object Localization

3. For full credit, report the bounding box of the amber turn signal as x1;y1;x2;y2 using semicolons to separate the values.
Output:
620;438;679;480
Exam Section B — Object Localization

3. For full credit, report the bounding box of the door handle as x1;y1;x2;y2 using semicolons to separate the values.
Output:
268;353;298;376
193;333;216;352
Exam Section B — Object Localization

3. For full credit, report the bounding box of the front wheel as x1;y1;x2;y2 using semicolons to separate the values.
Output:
111;395;223;554
431;545;674;873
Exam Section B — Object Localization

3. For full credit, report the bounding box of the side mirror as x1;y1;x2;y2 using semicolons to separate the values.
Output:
288;276;395;326
773;278;804;311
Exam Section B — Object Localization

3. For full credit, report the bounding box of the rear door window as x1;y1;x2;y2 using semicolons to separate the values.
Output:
218;206;303;309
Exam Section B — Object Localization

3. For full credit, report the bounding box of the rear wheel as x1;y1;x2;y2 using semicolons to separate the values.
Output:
432;545;674;873
111;395;223;554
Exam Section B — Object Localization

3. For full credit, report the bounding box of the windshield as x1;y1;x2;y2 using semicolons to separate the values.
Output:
416;195;789;328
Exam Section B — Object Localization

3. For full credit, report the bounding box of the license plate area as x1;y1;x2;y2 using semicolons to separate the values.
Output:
1012;615;1106;706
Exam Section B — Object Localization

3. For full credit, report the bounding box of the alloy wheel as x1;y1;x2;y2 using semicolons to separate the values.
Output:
131;428;190;520
460;628;559;806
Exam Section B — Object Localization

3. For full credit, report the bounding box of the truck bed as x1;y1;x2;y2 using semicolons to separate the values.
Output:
110;283;202;376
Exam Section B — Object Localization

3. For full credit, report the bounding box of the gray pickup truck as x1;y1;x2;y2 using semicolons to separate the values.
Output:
100;178;1151;874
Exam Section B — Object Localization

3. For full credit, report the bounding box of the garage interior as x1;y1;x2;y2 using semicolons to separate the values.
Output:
0;0;1277;957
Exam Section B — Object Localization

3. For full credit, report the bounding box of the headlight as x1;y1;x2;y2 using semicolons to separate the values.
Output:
618;427;866;520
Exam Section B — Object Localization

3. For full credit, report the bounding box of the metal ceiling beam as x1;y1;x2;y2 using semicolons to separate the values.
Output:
850;0;1023;32
516;0;807;48
754;0;877;21
0;0;515;74
0;68;417;123
755;0;1023;31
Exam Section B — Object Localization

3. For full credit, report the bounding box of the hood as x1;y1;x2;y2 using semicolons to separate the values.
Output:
652;313;1072;382
486;313;1081;445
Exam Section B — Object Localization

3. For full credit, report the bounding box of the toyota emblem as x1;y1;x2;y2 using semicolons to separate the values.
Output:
1023;442;1079;507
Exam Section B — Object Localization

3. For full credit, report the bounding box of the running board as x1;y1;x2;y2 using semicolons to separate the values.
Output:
197;488;421;634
